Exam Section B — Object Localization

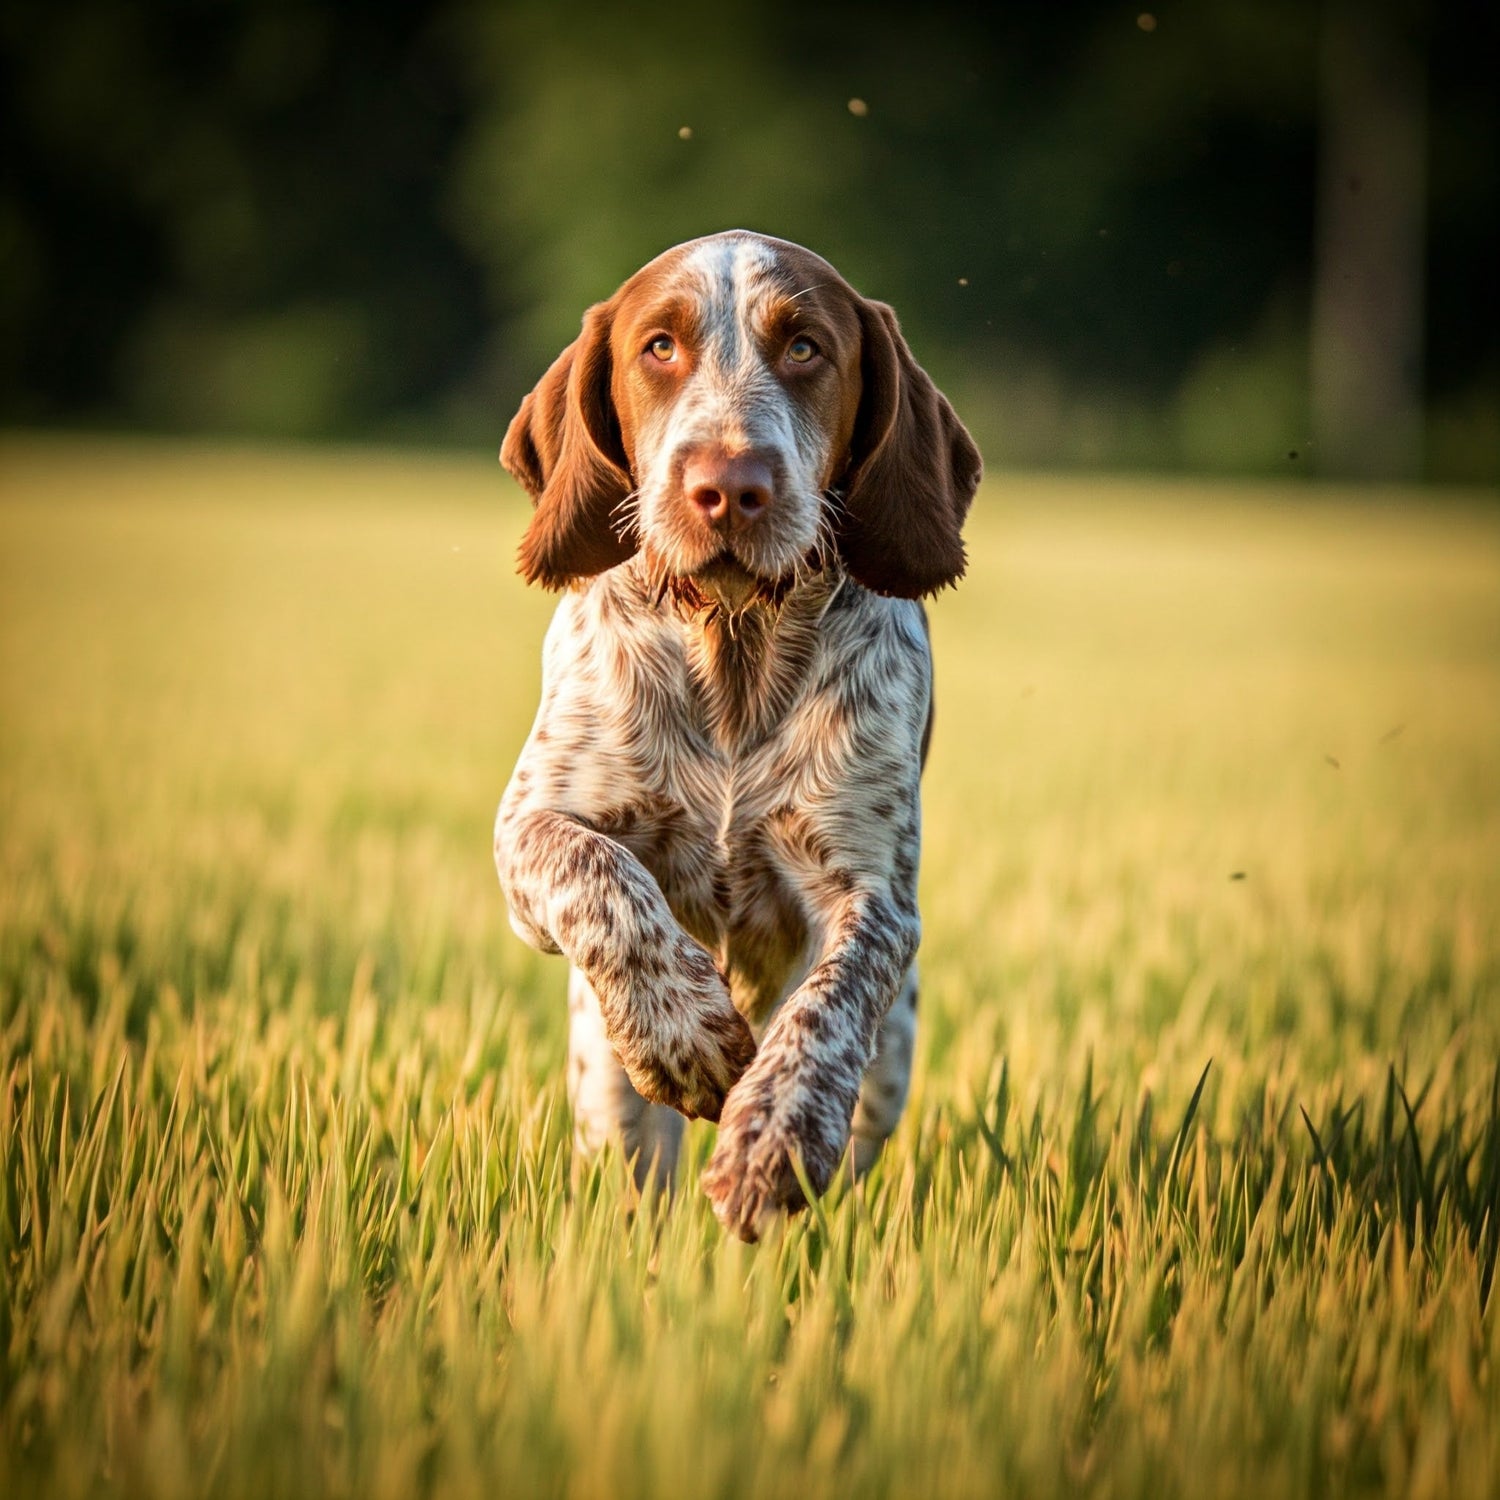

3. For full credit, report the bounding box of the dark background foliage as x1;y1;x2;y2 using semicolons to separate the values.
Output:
1;0;1494;477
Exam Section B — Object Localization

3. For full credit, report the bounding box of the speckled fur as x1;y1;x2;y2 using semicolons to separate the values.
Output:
494;231;980;1240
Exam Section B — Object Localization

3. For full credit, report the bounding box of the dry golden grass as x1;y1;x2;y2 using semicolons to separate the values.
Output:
2;436;1498;1498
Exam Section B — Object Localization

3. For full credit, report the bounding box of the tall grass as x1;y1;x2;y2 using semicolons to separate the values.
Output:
2;437;1498;1498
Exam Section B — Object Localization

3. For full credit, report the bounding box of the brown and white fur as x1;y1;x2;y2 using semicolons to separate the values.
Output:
494;230;981;1240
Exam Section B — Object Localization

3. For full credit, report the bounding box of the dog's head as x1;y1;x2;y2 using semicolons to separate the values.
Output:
501;230;982;604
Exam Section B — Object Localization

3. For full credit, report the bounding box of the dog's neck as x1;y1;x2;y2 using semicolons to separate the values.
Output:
636;553;845;751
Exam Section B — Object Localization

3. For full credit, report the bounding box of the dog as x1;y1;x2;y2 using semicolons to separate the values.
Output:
494;230;980;1240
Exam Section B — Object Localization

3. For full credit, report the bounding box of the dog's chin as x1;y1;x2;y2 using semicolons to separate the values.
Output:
689;552;766;613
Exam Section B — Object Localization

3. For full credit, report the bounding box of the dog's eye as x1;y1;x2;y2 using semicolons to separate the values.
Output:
786;336;820;365
647;335;677;363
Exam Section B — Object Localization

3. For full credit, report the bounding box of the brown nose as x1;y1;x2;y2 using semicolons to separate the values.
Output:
682;449;774;533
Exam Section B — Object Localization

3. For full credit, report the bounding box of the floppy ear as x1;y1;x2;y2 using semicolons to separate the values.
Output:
837;299;983;598
501;301;636;588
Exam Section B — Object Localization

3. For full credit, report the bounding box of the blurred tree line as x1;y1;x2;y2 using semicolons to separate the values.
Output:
1;0;1494;479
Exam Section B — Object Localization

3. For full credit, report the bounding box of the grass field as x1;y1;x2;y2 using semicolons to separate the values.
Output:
2;435;1498;1499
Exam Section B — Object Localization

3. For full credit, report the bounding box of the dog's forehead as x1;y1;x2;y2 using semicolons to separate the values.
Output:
618;232;850;326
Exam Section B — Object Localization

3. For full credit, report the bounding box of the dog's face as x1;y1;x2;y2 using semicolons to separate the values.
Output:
608;235;865;609
502;230;982;602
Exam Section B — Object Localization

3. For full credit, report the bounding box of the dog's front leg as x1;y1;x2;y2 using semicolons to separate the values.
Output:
496;807;756;1120
701;885;919;1240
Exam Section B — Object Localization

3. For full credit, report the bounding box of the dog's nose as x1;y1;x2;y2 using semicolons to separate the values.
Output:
683;450;774;533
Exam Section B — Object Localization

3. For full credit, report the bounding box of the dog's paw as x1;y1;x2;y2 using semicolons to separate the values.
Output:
615;943;756;1122
700;1081;843;1242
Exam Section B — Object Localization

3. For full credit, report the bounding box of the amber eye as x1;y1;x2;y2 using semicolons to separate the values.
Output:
647;335;677;362
786;336;819;364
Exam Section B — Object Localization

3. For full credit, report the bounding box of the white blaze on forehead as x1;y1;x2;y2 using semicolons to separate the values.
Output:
678;234;784;374
731;237;784;356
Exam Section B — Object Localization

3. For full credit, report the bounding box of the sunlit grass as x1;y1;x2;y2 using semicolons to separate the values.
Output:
2;436;1498;1498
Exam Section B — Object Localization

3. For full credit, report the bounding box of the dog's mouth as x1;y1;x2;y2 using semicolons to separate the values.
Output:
691;552;764;612
661;549;801;616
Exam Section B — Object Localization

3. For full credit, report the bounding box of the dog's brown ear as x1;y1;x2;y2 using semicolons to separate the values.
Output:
502;301;636;588
837;299;982;598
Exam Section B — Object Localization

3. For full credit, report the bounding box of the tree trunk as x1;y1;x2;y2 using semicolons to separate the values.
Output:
1309;0;1427;480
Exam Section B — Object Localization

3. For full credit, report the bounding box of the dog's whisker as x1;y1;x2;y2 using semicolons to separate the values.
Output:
610;488;645;541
